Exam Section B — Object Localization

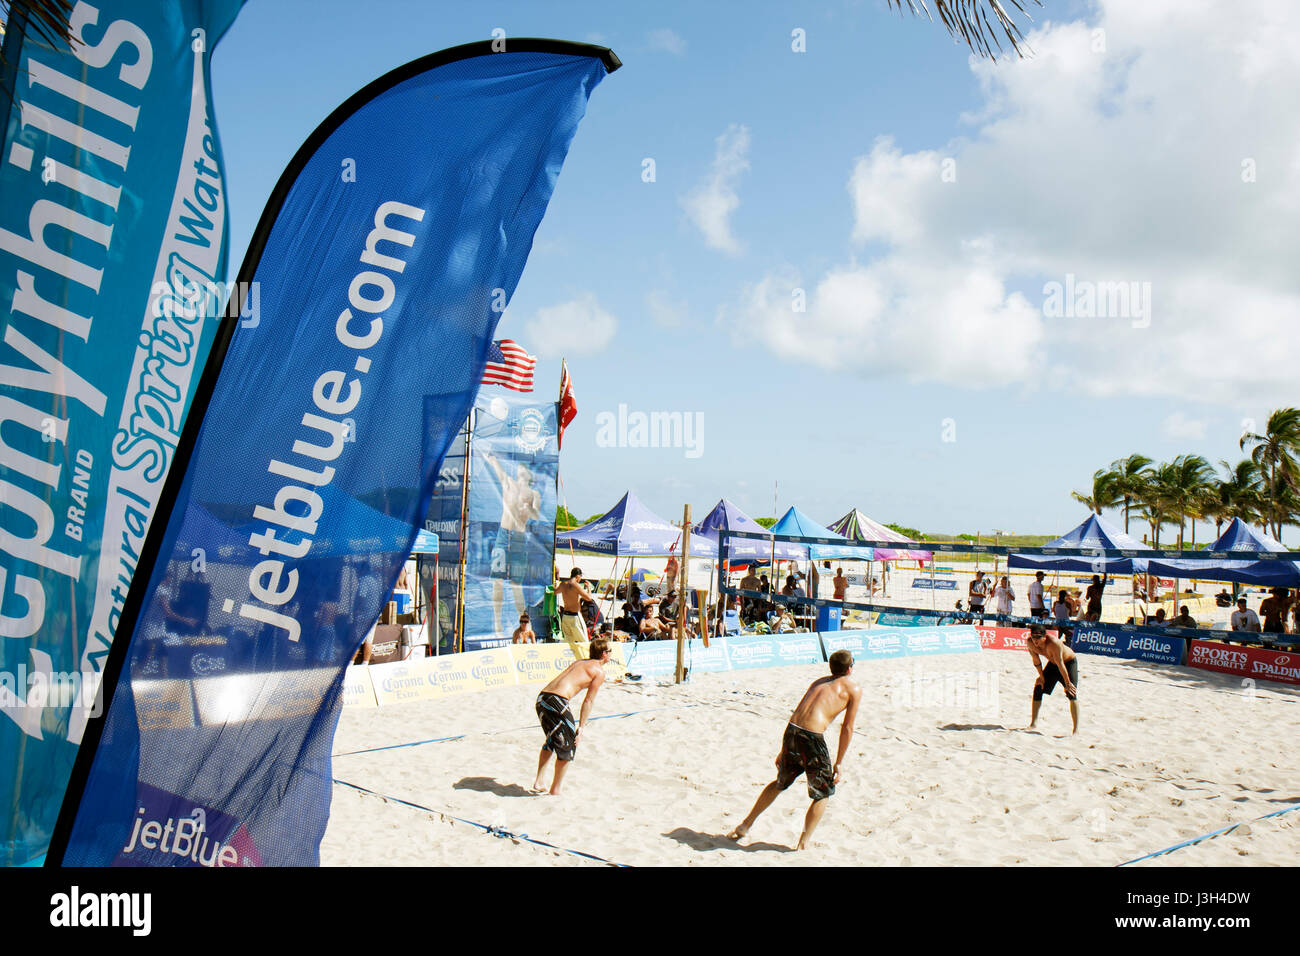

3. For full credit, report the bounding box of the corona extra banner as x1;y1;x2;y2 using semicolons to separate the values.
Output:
50;40;620;866
0;0;245;867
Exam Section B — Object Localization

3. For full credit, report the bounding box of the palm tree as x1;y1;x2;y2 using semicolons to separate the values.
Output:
1204;460;1263;539
1158;454;1214;548
1240;408;1300;539
1070;468;1120;516
887;0;1042;59
1107;454;1153;534
1135;462;1180;547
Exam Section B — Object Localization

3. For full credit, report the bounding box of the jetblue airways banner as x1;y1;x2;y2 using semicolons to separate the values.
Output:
0;1;245;867
54;41;619;866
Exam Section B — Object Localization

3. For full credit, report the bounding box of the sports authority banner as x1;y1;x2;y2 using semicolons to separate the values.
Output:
52;41;619;866
1187;640;1300;687
462;393;558;651
0;0;244;867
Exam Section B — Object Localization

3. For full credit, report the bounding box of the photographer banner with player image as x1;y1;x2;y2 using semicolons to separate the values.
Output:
462;394;559;652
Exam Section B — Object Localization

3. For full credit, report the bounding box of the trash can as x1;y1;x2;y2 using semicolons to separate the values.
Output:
815;604;841;632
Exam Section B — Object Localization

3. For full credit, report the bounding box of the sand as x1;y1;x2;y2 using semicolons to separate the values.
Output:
322;648;1300;866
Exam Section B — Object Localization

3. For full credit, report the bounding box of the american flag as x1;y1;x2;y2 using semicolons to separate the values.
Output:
481;339;536;392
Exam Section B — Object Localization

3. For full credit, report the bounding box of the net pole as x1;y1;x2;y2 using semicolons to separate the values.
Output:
675;504;692;683
930;554;936;613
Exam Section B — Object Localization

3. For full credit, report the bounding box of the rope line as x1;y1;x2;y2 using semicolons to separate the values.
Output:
332;702;701;758
332;777;629;867
1117;801;1300;866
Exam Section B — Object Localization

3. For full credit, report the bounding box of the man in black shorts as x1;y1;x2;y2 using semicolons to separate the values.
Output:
1026;623;1079;734
532;639;610;795
728;650;862;850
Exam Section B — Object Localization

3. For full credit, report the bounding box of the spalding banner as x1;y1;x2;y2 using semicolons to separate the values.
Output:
0;0;245;867
51;40;620;866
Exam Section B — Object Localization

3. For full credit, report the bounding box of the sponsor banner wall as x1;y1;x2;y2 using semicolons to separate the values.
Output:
1072;624;1185;666
821;626;982;661
975;626;1029;652
341;667;377;708
725;634;823;670
625;639;731;677
352;642;627;707
1187;640;1300;686
912;578;957;590
875;612;931;627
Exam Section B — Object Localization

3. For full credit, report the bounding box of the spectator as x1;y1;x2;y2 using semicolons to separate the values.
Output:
993;575;1015;620
1259;587;1291;634
512;613;536;644
1083;573;1108;622
1171;606;1196;629
1028;571;1047;618
1051;589;1073;643
1231;598;1262;634
968;571;990;625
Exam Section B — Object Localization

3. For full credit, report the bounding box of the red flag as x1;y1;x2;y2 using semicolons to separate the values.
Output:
558;359;577;448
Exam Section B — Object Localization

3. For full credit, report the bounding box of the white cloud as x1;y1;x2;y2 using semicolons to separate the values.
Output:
522;293;618;357
733;1;1300;403
1161;411;1208;442
646;289;688;327
680;124;750;255
647;28;686;56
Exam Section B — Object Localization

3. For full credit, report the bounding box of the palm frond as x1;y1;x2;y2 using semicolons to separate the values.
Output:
887;0;1042;60
1;1;78;71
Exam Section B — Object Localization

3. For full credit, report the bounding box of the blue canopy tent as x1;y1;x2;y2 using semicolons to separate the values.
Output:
558;490;716;558
695;498;807;563
558;490;717;631
770;506;873;561
1008;513;1151;574
1146;518;1300;587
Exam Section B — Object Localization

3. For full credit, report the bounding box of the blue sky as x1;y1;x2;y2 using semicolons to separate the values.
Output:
210;0;1299;539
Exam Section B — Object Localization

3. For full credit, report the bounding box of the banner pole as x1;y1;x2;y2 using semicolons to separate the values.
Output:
675;504;692;683
456;409;474;654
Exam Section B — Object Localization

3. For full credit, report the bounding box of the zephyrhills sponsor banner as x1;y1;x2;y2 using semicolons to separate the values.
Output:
1073;624;1184;666
627;639;729;677
1188;640;1300;686
822;629;904;661
726;634;822;670
0;0;246;866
